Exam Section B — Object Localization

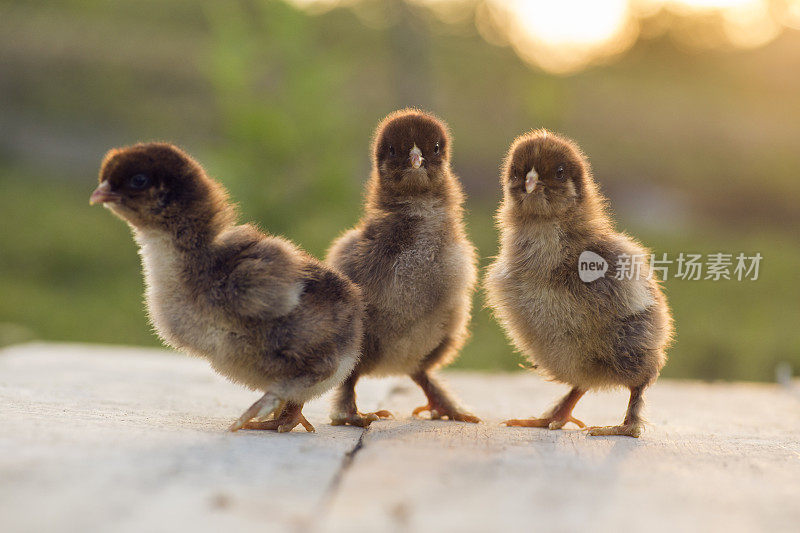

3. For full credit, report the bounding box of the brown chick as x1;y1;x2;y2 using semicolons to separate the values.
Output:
327;109;480;426
90;143;363;433
485;130;673;437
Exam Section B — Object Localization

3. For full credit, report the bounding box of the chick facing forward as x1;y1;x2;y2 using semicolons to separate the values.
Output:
327;109;480;426
90;143;363;433
485;130;673;437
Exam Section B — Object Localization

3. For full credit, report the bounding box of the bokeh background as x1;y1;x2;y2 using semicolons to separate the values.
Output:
1;0;798;382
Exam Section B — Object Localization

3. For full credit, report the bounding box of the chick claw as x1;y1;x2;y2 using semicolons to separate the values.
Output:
243;412;315;433
585;423;643;438
330;410;394;427
229;394;282;432
502;416;586;430
412;403;481;423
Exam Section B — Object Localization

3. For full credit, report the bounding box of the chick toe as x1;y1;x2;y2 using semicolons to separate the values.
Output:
229;393;281;432
242;402;315;433
502;418;551;428
330;410;392;427
298;414;316;433
413;403;480;423
503;415;585;429
553;416;586;429
586;423;643;438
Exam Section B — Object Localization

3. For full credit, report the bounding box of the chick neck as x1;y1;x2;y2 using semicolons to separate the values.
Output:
133;191;237;256
365;168;464;216
500;188;612;245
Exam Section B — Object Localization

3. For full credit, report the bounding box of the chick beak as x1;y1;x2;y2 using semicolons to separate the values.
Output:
409;145;424;169
524;168;540;194
89;181;120;205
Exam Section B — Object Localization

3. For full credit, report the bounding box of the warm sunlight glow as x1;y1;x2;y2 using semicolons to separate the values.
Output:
487;0;635;73
777;0;800;30
480;0;790;72
505;0;631;46
722;1;782;48
288;0;800;74
286;0;348;14
665;0;758;11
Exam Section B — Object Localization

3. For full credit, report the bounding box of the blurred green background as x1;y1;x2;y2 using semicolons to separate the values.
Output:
1;0;798;382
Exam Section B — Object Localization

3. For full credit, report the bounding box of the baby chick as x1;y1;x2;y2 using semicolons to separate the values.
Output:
327;109;480;426
485;130;673;437
90;143;363;433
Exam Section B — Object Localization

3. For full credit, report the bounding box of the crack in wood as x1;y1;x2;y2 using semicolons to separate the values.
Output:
306;427;370;532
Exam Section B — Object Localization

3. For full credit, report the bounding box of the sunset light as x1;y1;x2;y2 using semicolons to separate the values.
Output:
484;0;794;72
288;0;800;73
486;0;636;73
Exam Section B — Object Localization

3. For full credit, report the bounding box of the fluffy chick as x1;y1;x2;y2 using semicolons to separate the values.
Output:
327;109;479;426
90;143;363;433
485;130;673;437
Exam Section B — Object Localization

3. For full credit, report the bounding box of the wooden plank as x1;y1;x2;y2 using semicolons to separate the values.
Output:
319;372;800;533
2;344;798;533
0;343;394;533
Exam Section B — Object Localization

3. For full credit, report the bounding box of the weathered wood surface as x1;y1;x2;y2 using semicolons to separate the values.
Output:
1;343;798;533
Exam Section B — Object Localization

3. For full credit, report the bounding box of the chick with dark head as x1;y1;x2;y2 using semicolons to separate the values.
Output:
370;110;450;199
92;143;364;433
327;109;480;426
486;130;673;437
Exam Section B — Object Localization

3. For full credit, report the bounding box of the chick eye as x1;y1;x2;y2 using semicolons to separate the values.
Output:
129;173;150;189
434;142;440;154
388;145;395;157
555;165;565;181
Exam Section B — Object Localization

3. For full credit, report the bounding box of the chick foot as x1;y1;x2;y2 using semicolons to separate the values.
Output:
411;371;480;423
502;387;586;430
412;403;481;423
586;423;643;438
330;409;394;427
502;415;586;430
242;402;315;433
229;392;281;432
584;386;646;437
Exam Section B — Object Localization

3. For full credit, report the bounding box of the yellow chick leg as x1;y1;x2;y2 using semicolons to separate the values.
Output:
503;387;586;430
586;386;645;438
